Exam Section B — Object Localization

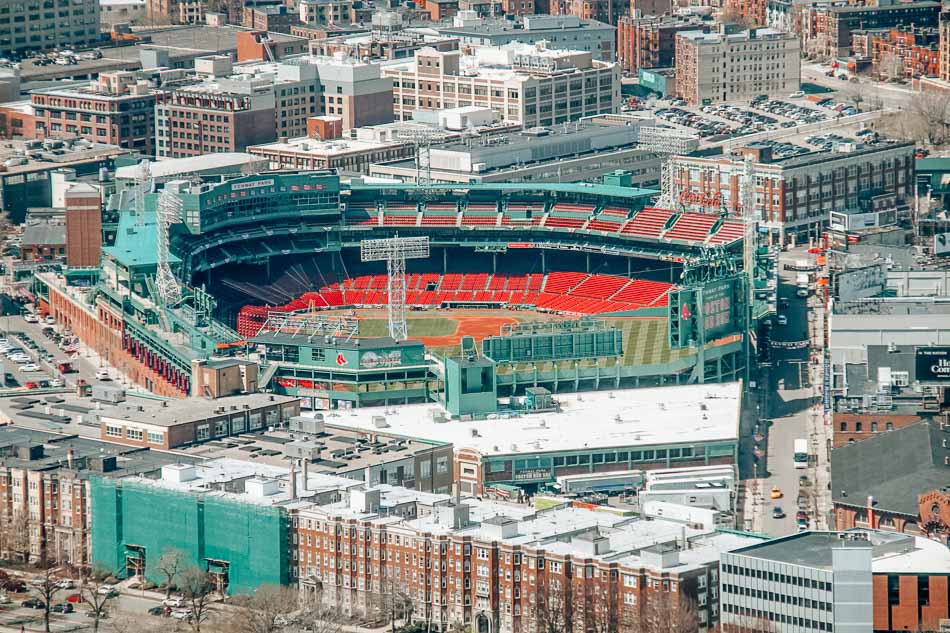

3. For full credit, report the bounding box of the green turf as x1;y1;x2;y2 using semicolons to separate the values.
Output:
358;318;457;338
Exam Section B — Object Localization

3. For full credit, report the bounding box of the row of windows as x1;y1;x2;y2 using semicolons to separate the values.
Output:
723;584;832;611
723;564;831;591
724;604;832;631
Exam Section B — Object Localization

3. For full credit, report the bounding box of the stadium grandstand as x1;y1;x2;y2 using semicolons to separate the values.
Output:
39;171;756;406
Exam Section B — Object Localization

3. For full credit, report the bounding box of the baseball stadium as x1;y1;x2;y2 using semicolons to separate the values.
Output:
40;170;762;411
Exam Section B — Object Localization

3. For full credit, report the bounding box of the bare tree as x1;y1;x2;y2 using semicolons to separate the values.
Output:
535;578;571;633
31;567;63;633
291;597;347;633
81;566;119;633
877;51;903;82
717;615;779;633
3;510;32;564
642;595;700;633
179;567;217;633
155;547;188;599
229;584;299;633
909;92;950;146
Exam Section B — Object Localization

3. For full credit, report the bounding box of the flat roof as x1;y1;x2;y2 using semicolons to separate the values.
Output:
98;393;300;428
310;382;741;457
0;139;127;177
439;16;613;37
116;153;264;180
347;180;658;200
249;136;408;157
729;529;950;575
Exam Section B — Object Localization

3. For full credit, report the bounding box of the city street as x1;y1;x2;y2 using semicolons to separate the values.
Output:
743;247;832;537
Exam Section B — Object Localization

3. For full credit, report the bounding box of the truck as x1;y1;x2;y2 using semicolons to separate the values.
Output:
795;272;811;288
793;439;809;469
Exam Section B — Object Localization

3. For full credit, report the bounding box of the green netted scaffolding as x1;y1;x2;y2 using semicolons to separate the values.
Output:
90;477;289;595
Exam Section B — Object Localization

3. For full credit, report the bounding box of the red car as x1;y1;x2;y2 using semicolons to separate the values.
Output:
66;594;82;603
796;511;809;521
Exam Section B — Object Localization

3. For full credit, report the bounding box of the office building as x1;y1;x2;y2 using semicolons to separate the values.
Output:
242;5;299;33
671;140;915;244
0;0;100;57
383;42;619;126
674;27;800;105
298;0;352;26
31;71;158;155
294;485;762;630
437;14;616;63
100;0;147;28
308;12;459;61
721;530;950;633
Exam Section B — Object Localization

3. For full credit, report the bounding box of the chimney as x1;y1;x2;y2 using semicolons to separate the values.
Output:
289;461;298;500
67;448;74;469
302;459;309;492
867;495;875;528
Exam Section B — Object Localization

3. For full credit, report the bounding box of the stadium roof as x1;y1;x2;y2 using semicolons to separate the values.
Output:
311;382;741;457
348;180;659;200
102;205;180;270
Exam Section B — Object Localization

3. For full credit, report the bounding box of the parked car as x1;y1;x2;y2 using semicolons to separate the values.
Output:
776;315;788;326
18;364;41;372
772;506;786;519
171;609;192;621
51;603;74;614
44;315;55;325
55;579;74;590
148;606;169;617
163;596;184;608
95;369;111;381
21;598;45;609
23;313;38;323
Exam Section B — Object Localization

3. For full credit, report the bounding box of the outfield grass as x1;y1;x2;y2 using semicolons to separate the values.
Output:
358;317;458;338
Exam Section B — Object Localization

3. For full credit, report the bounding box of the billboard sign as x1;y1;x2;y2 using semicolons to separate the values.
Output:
669;275;742;349
935;232;950;256
360;349;402;369
833;264;885;302
915;347;950;382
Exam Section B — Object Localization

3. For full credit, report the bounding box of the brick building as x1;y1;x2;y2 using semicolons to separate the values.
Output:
616;15;707;75
802;1;940;59
293;486;761;632
0;426;191;568
0;102;37;140
64;183;103;268
31;71;158;155
852;26;940;79
671;140;915;244
832;421;950;538
242;5;300;33
19;223;65;262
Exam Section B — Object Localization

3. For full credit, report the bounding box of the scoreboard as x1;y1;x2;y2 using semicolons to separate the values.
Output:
669;275;743;349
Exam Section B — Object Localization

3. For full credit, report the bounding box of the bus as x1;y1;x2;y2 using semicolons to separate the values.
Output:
793;439;809;469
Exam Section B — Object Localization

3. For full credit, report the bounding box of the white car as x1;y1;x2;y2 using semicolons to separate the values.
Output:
56;579;75;589
95;369;111;381
10;356;30;364
18;364;41;372
163;596;184;608
171;609;192;621
789;91;805;98
22;313;38;324
96;584;117;596
49;378;64;388
44;315;55;325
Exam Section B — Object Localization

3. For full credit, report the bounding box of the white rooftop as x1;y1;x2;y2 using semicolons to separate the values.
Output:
872;535;950;575
312;382;741;457
116;153;263;179
250;135;406;156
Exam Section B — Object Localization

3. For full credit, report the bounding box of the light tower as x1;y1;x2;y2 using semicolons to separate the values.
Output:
155;185;184;307
360;236;430;340
636;124;699;209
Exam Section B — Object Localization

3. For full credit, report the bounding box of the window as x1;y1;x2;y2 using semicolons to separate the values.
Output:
147;431;164;445
126;428;143;441
105;425;122;438
196;424;210;441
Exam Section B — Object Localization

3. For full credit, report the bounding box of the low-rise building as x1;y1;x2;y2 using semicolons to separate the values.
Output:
674;26;800;105
1;0;100;57
720;530;950;633
249;131;415;174
852;26;939;80
299;0;352;27
308;13;459;61
368;117;664;186
803;0;940;59
307;381;741;497
671;140;916;244
20;222;66;262
96;393;301;450
438;14;616;63
100;0;147;27
242;5;300;33
383;42;619;126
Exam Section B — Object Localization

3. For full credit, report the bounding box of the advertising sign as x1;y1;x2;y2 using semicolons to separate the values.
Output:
915;347;950;382
360;349;402;369
833;264;885;302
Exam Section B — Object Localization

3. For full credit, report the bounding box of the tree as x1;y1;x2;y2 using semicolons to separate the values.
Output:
155;547;188;599
909;92;950;147
535;578;571;633
229;584;299;633
291;598;346;633
642;595;700;633
2;510;32;564
31;566;63;633
179;567;217;633
81;566;119;633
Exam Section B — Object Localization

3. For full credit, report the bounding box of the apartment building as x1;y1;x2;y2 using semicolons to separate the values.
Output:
438;14;616;63
852;26;939;80
721;530;950;633
671;140;915;244
31;71;158;155
0;426;193;568
384;42;619;126
674;26;800;105
802;0;940;59
616;15;708;75
293;487;762;632
0;0;100;57
242;5;299;34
